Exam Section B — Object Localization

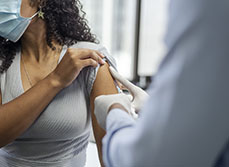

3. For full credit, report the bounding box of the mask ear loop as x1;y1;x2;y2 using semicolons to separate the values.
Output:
30;11;39;19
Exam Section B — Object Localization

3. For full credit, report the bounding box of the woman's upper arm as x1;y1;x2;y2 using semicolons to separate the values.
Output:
90;63;118;101
90;62;118;116
89;62;118;166
0;90;2;105
89;62;119;136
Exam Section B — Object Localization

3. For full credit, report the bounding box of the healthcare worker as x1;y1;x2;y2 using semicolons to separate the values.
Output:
94;0;229;166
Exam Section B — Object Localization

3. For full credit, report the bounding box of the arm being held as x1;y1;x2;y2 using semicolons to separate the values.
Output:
90;62;119;166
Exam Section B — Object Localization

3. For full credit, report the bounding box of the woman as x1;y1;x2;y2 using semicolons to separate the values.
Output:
0;0;118;166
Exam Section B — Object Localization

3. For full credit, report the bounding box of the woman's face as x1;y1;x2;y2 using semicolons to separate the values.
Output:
20;0;38;18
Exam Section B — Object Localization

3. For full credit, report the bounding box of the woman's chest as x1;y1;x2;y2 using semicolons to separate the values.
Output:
20;54;60;92
2;73;91;140
0;51;91;140
22;81;91;140
20;62;53;92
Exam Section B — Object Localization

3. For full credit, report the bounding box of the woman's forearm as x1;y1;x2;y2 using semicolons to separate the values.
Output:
0;73;63;148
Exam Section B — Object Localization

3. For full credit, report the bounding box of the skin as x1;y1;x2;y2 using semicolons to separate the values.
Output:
0;0;117;165
90;63;118;166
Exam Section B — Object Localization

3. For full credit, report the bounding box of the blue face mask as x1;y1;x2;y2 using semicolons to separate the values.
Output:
0;0;38;42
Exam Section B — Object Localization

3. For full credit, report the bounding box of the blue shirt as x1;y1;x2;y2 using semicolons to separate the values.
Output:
102;0;229;166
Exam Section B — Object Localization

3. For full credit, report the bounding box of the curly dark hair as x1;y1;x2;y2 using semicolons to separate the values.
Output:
0;0;97;73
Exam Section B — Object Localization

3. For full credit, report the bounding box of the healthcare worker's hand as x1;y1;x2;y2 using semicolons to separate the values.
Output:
109;67;150;113
94;67;149;129
51;48;105;88
94;94;132;130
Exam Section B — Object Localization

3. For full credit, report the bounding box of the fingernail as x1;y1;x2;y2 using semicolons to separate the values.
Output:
101;59;106;64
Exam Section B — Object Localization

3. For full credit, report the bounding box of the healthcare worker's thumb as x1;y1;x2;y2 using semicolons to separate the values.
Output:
109;66;149;112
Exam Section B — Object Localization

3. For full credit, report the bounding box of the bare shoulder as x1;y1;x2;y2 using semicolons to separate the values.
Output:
90;62;118;99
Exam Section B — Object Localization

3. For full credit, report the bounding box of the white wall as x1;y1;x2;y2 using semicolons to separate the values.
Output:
138;0;169;76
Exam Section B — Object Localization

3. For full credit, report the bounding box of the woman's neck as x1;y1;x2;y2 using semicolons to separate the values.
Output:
21;18;60;62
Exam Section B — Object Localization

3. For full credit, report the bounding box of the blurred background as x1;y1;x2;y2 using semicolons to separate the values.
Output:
82;0;169;88
81;0;169;166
